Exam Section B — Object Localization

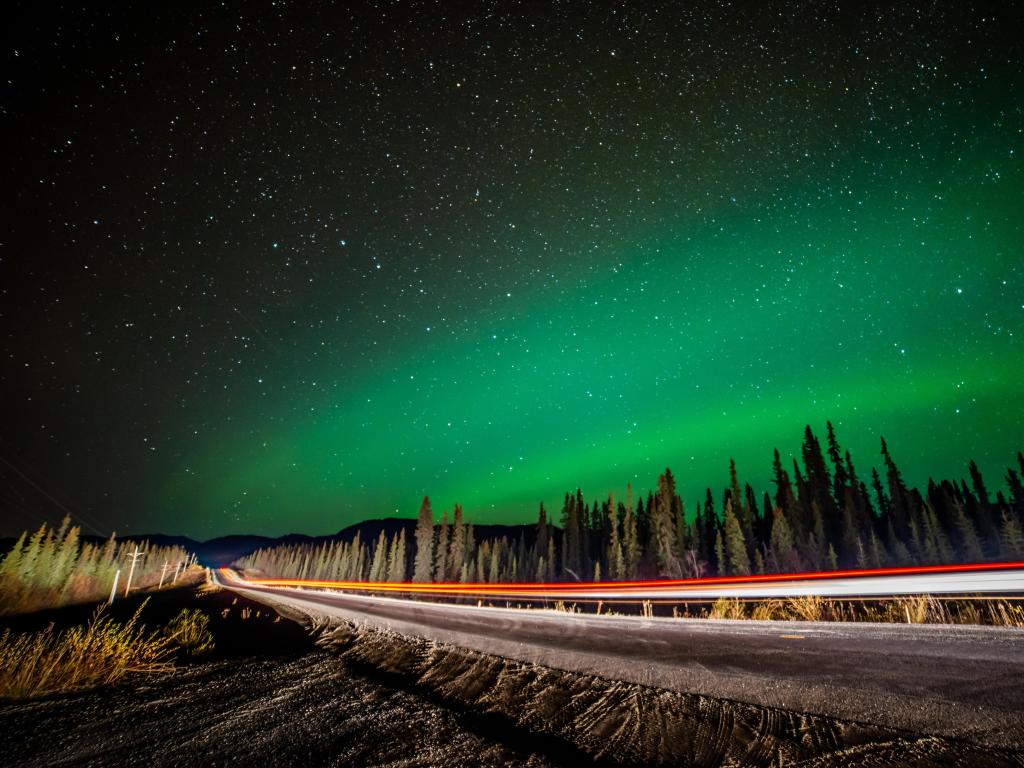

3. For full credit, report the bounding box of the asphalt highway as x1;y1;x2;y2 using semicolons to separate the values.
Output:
219;572;1024;750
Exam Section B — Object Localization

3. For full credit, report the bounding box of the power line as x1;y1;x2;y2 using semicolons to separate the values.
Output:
0;454;108;536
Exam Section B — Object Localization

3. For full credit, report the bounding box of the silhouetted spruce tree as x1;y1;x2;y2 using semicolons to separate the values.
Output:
448;504;466;580
536;502;548;561
674;496;688;568
729;459;754;552
967;460;1000;550
969;459;991;508
774;456;806;552
826;422;849;510
413;495;435;582
434;510;449;582
744;483;761;559
722;498;751;576
802;426;838;546
803;501;827;569
387;530;408;581
881;437;912;540
826;543;838;570
577;489;591;578
871;467;889;522
952;501;984;562
488;542;500;583
1006;467;1024;520
463;522;475;579
921;501;954;564
637;493;652;553
560;491;582;579
999;510;1024;559
546;532;556;581
515;532;527;581
703;488;718;574
692;500;706;569
772;449;795;517
844;449;876;535
867;528;886;568
622;483;640;578
475;542;487;582
839;492;861;567
606;491;624;580
928;479;961;544
652;470;683;578
761;491;773;547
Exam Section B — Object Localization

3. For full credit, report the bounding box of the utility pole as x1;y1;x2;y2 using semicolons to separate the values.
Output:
158;561;170;589
109;569;120;604
124;546;145;597
172;560;182;583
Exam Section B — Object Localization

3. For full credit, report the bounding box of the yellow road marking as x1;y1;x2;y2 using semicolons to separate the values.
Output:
779;634;805;639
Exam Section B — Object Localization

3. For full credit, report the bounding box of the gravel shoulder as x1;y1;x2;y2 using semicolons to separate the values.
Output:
227;581;1024;750
4;583;1023;767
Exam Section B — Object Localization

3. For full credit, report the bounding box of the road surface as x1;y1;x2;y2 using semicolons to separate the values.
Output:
219;572;1024;750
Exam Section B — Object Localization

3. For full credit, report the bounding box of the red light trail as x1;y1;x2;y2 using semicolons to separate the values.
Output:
221;561;1024;600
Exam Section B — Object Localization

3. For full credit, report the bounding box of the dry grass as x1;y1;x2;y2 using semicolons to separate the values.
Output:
0;601;219;699
0;601;174;699
164;608;214;656
709;597;747;620
787;596;825;621
750;599;787;621
696;596;1024;627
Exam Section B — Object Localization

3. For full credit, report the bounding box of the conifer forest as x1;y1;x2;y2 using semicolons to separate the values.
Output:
239;424;1024;584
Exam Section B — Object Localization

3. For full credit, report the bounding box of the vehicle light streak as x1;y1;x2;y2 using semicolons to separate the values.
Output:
220;561;1024;600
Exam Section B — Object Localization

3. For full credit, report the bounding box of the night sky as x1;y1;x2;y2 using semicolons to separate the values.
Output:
2;2;1022;538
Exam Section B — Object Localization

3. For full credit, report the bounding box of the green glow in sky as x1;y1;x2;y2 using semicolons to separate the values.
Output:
160;112;1023;535
7;4;1022;538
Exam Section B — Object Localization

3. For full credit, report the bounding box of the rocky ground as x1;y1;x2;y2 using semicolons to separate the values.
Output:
1;585;1022;767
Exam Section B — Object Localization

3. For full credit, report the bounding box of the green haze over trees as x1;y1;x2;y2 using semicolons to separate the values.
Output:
236;425;1024;584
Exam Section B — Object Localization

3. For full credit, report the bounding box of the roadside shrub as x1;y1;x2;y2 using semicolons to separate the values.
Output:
709;598;746;620
750;600;788;621
164;608;215;656
0;601;174;699
786;596;825;621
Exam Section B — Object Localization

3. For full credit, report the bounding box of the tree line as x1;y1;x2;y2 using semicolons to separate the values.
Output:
237;423;1024;584
0;518;195;615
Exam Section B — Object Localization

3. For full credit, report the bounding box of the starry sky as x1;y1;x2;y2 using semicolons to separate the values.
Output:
2;2;1022;538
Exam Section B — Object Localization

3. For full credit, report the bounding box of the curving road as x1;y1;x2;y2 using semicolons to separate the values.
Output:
217;570;1024;750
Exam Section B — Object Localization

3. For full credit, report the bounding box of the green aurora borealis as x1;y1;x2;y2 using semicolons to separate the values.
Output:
167;133;1024;534
4;3;1023;537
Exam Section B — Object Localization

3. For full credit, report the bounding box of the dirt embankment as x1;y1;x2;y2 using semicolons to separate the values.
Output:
316;619;1024;768
3;585;1022;767
0;587;563;767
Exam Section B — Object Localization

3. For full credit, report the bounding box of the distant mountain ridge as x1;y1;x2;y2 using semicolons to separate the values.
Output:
0;518;541;567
